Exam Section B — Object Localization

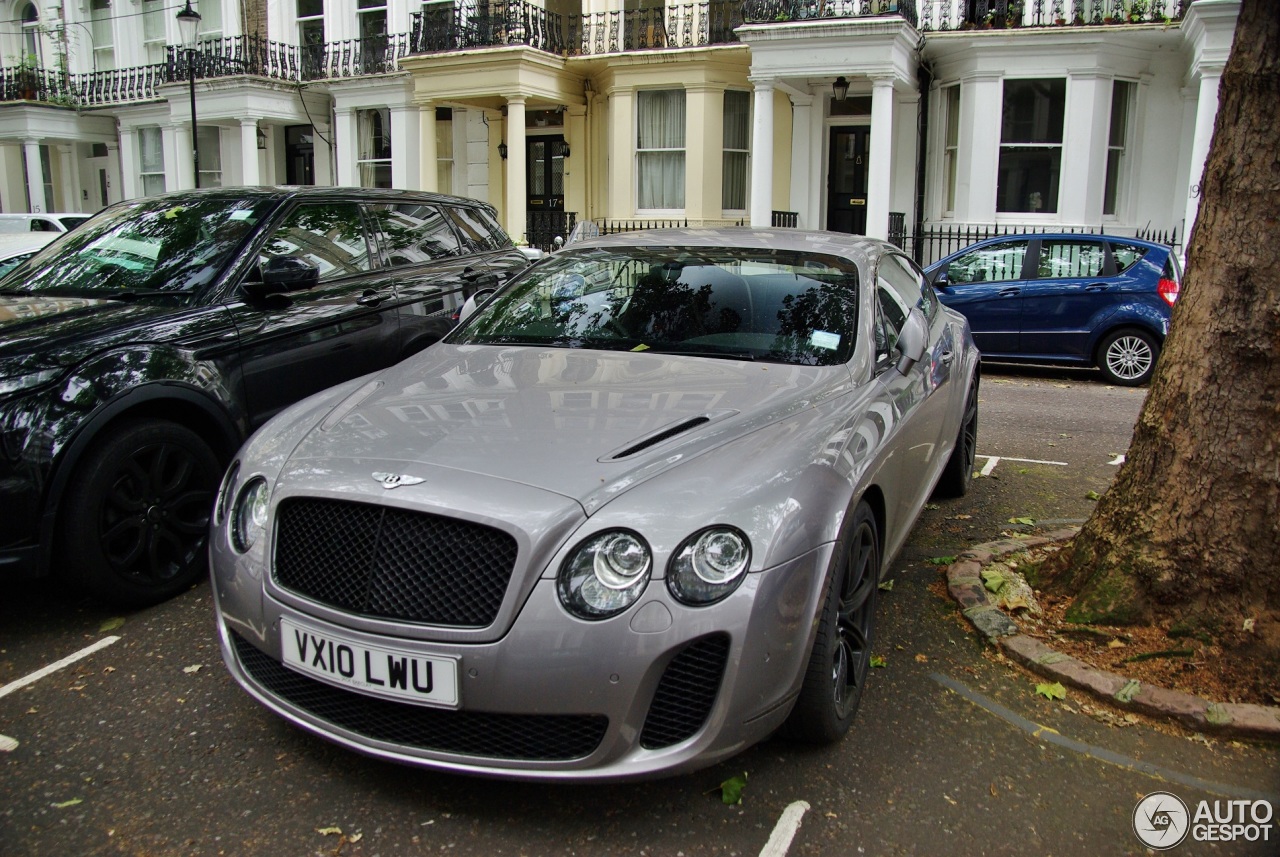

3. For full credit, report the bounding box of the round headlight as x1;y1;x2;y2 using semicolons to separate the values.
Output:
558;530;651;619
668;528;750;605
232;477;269;553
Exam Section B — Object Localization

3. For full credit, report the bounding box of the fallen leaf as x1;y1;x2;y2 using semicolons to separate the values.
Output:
914;654;928;663
102;666;116;674
1035;682;1067;700
981;568;1007;594
926;556;956;566
1085;491;1102;501
52;799;83;809
99;617;125;633
1107;639;1126;649
183;665;202;674
1243;618;1256;633
870;655;887;668
953;514;972;520
989;783;998;797
1008;517;1036;526
878;580;895;592
316;827;343;836
349;833;363;843
942;794;957;805
719;772;748;806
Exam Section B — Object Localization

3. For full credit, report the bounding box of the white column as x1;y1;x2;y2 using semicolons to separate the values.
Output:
57;144;82;212
957;71;1001;223
167;123;189;191
391;104;421;190
866;76;895;240
1060;70;1112;225
749;78;775;228
788;94;814;230
608;88;633;219
335;108;357;186
114;133;135;201
418;101;438;192
313;122;334;186
240;119;262;186
1183;65;1223;249
23;139;45;213
505;96;527;243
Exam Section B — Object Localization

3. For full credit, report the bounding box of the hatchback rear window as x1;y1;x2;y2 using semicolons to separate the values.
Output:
1110;242;1148;275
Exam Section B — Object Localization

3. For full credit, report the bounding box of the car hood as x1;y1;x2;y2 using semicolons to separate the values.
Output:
285;344;852;514
0;294;179;360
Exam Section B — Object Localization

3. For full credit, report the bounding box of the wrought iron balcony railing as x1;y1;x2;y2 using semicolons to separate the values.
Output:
410;0;746;55
0;0;1198;109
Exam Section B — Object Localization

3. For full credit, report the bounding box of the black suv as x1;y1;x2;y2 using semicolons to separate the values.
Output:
0;186;529;606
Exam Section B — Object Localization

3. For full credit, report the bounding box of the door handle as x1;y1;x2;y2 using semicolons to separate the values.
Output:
1085;284;1109;292
998;287;1021;297
356;289;389;306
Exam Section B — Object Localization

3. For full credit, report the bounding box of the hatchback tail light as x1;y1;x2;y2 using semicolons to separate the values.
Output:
1158;277;1180;307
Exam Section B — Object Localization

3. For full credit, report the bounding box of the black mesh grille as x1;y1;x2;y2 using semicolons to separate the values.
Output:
274;498;518;627
639;634;730;750
231;631;608;761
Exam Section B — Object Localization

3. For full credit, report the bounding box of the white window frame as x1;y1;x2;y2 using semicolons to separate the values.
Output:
357;107;393;188
1103;79;1134;220
139;127;165;196
635;88;686;215
942;84;961;216
198;125;222;187
721;89;750;216
90;0;115;72
996;77;1066;217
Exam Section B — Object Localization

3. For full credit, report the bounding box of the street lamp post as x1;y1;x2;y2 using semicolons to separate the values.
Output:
176;0;202;188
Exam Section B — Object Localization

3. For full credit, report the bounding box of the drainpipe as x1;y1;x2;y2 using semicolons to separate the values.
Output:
913;60;932;265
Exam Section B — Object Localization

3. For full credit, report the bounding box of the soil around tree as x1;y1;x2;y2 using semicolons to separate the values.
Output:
962;537;1280;708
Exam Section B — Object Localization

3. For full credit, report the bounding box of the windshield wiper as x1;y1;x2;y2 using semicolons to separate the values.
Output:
638;344;756;361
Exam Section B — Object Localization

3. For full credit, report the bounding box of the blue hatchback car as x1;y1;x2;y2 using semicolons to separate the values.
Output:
924;233;1181;385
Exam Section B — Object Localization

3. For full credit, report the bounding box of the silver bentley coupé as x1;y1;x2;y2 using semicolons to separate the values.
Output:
211;228;980;781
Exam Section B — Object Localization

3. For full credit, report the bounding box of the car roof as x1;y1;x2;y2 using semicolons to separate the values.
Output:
565;227;891;266
0;232;58;255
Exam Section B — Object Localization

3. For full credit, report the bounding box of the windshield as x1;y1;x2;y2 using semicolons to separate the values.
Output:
452;246;860;366
0;196;277;297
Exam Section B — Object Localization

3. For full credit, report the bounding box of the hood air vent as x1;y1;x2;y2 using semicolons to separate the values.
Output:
610;416;712;460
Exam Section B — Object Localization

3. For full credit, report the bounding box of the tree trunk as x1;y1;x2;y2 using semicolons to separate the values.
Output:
1050;0;1280;651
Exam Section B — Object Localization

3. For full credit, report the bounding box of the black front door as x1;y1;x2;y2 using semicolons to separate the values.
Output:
526;135;569;250
826;126;869;235
285;126;315;186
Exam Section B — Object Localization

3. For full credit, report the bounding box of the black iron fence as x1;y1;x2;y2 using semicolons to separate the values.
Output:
742;0;917;26
526;210;578;251
901;222;1181;266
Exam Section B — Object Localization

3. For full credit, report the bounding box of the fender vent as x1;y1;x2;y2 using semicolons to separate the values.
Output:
610;417;710;460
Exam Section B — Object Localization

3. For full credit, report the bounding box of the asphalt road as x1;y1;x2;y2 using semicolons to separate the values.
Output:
2;365;1277;857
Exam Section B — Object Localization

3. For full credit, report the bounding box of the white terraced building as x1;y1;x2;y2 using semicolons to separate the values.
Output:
0;0;1239;261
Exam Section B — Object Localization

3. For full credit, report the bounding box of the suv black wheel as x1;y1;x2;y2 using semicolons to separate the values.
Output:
60;420;221;608
783;501;880;744
934;378;978;498
1098;327;1160;386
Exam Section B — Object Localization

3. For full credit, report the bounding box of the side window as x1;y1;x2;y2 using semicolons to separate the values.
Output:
880;253;938;320
259;202;372;282
367;203;463;266
874;280;911;369
946;240;1029;285
444;206;500;253
1037;240;1107;279
469;206;513;249
1109;241;1147;275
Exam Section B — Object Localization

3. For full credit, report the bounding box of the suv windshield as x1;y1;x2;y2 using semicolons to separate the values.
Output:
452;246;860;366
1;196;277;297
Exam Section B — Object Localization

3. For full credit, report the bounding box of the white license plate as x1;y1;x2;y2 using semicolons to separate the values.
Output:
279;616;459;708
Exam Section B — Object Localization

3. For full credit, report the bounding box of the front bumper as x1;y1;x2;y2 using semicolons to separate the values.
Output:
214;544;831;782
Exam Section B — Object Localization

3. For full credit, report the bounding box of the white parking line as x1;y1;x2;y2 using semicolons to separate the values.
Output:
759;800;810;857
977;454;1069;477
0;635;121;702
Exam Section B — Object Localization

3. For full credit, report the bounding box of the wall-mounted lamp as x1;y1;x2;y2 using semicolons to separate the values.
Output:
559;141;570;159
833;76;850;102
498;140;508;160
256;126;267;150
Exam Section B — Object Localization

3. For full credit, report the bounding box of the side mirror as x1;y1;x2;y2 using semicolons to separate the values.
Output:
456;287;497;325
932;270;950;288
245;256;320;297
895;308;928;376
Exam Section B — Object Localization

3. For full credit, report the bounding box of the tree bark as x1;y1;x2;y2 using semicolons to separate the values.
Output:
1051;0;1280;647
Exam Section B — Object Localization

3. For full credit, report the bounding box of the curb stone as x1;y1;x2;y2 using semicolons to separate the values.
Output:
945;528;1280;740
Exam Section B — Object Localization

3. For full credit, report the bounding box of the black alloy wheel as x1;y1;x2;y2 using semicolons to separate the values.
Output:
61;419;222;608
783;501;880;743
934;378;979;498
